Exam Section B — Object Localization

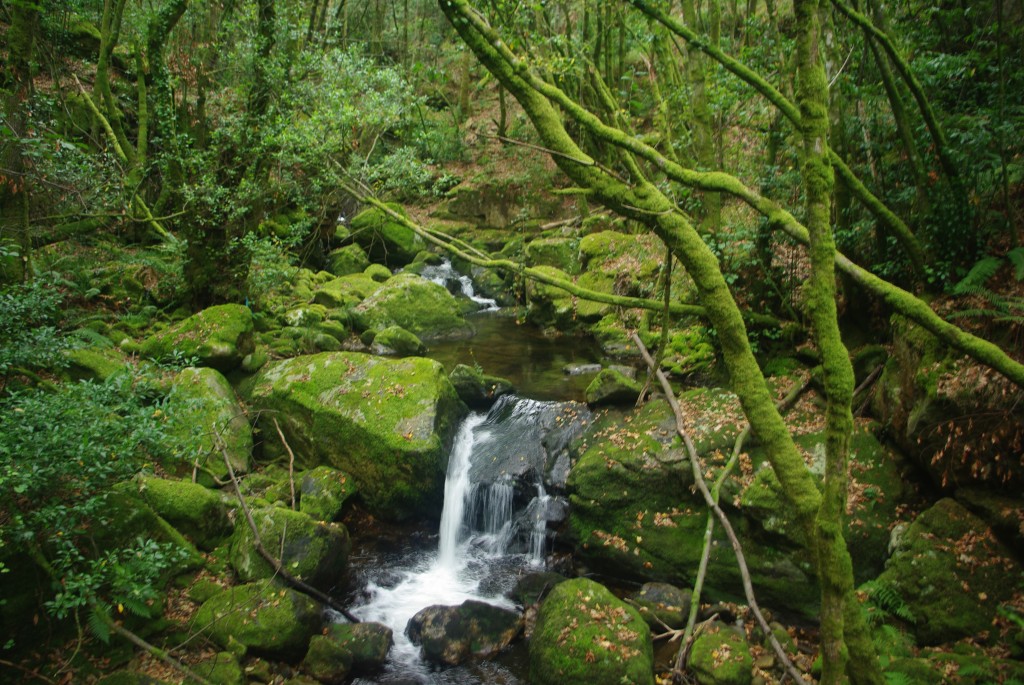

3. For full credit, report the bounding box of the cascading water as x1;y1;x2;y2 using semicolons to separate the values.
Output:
348;395;590;684
418;259;499;312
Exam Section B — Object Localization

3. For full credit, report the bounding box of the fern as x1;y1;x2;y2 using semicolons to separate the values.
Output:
954;256;1004;295
87;606;111;644
883;672;913;685
1008;246;1024;281
862;580;916;624
68;327;115;348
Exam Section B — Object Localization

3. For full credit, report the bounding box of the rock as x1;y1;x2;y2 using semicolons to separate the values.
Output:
689;622;753;685
529;578;653;685
193;583;324;660
302;635;353;684
129;476;231;551
371;325;426;356
165;367;252;487
95;672;168;685
631;582;691;630
229;506;350;592
406;600;522;665
195;652;244;685
299;466;358;522
876;498;1024;645
243;352;466;520
449;363;515;409
364;264;392;282
563;363;602;376
956;488;1024;552
312;273;383;308
526;237;582;275
328;244;371;277
353;272;472;340
140;304;254;372
323;621;393;670
350;205;425;268
584;368;643;406
63;346;128;382
524;266;576;331
510;572;567;606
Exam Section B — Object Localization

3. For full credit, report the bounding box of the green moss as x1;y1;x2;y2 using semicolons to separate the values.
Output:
689;622;753;685
353;273;471;340
526;237;582;274
129;476;231;551
449;363;515;408
350;205;425;268
63;346;128;382
574;271;614;322
192;583;323;660
529;578;653;685
323;622;393;668
584;368;642;406
139;304;254;372
364;264;392;282
312;273;383;309
302;634;354;683
372;325;426;356
299;465;358;521
284;305;329;328
328;244;371;277
196;652;244;685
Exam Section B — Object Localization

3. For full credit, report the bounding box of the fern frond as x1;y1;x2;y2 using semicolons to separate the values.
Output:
69;327;115;348
1008;247;1024;281
864;581;916;624
954;256;1004;295
87;606;111;644
883;672;913;685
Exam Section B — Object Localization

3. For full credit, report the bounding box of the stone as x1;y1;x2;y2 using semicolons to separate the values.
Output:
448;363;515;409
876;498;1024;645
140;304;254;372
529;578;653;685
327;244;371;277
525;237;582;275
164;366;252;487
63;346;127;382
584;368;643;406
243;352;466;520
632;582;691;630
689;622;753;685
371;325;426;356
406;600;522;665
195;652;244;685
350;205;425;268
324;621;393;670
353;272;472;340
299;466;358;522
193;583;323;660
302;635;353;684
229;506;350;592
510;572;567;606
129;476;231;551
312;273;383;309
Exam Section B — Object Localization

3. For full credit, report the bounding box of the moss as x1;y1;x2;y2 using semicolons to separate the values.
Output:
592;314;635;356
584;368;642;406
353;273;472;340
327;244;371;277
631;582;691;630
350;205;425;268
229;506;350;591
299;465;358;521
284;305;328;328
524;265;576;330
408;601;523;665
302;635;354;684
139;304;254;372
371;325;426;356
525;236;582;274
312;273;383;309
689;622;753;685
192;582;323;660
573;271;614;322
63;346;128;382
129;476;231;551
323;622;393;669
449;363;515;409
364;264;392;282
529;578;653;685
195;652;244;685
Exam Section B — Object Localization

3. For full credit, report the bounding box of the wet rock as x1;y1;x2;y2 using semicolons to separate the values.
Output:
689;622;753;685
229;506;350;592
195;652;244;685
584;367;643;407
632;582;691;630
323;622;393;670
449;363;515;409
140;304;254;372
353;272;472;340
370;325;426;356
510;571;568;606
406;600;522;665
243;352;466;520
299;466;357;522
563;362;602;376
529;578;653;685
193;583;323;660
302;635;353;684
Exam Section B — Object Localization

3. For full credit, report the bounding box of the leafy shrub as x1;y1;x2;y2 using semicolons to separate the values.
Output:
0;279;70;380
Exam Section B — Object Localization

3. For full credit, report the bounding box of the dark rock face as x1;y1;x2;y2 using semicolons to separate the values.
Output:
449;363;515;409
406;600;523;665
631;582;692;630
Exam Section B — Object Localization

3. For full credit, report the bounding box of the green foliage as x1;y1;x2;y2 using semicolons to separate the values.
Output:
948;248;1024;334
239;233;299;310
862;579;917;625
0;279;70;377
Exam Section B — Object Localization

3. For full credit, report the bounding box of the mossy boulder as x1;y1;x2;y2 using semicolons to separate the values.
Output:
193;583;323;660
350;205;425;268
312;273;383;309
529;578;653;685
165;367;252;487
689;622;753;685
140;304;254;372
229;506;350;592
129;476;231;551
353;273;472;340
584;368;642;406
449;363;515;409
302;635;353;684
876;498;1024;645
64;346;128;382
526;237;582;275
243;352;467;520
364;264;392;282
370;325;426;356
195;652;244;685
631;582;691;631
524;265;576;331
299;466;358;522
323;621;393;670
327;244;371;277
406;600;522;665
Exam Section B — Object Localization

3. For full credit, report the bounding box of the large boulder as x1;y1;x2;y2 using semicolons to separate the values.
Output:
165;367;252;487
229;506;350;592
243;352;467;520
876;498;1024;645
140;304;254;371
584;367;642;406
525;237;582;275
299;466;358;522
370;325;426;356
324;622;393;670
327;244;371;277
353;272;472;340
312;272;383;309
349;205;425;268
129;476;231;551
630;582;691;631
406;600;522;665
193;583;323;660
448;363;515;409
529;578;653;685
689;622;753;685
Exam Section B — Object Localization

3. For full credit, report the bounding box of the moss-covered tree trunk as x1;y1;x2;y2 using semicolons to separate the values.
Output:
681;0;721;234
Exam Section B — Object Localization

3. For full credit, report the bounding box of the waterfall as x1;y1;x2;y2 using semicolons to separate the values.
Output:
418;259;499;312
437;414;486;569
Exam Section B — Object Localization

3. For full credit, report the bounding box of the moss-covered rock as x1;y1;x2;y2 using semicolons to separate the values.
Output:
140;304;254;372
631;582;691;630
353;273;472;340
350;205;425;268
195;651;244;685
510;571;568;607
524;265;576;331
529;578;653;685
312;273;383;309
327;244;371;277
323;621;393;670
371;325;426;356
448;363;515;409
302;634;353;684
229;506;350;592
689;622;753;685
584;368;642;406
165;367;252;487
406;600;522;665
192;583;323;660
95;672;167;685
364;264;392;282
525;237;582;275
64;346;128;382
129;476;231;551
243;352;467;520
299;466;358;522
876;498;1024;645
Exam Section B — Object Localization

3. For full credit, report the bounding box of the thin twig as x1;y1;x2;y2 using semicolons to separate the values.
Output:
214;431;361;623
273;418;297;511
632;333;805;683
102;614;216;685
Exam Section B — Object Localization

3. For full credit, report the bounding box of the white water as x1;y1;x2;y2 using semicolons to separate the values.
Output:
419;259;499;312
